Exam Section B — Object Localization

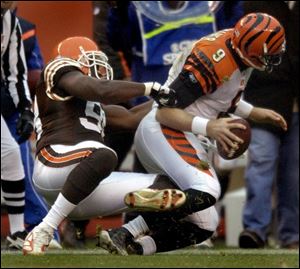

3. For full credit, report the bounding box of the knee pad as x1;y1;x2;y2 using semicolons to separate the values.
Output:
62;148;117;204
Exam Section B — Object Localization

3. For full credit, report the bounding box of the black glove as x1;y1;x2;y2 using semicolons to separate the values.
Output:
144;82;178;107
16;109;34;144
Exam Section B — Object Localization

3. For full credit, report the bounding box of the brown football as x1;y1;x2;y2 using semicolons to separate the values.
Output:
216;118;251;160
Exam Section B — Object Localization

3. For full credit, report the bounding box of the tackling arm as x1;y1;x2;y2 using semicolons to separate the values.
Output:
57;71;147;105
56;71;176;106
104;100;153;131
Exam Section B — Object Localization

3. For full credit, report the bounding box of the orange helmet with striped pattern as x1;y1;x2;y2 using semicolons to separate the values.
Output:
52;36;113;80
232;13;286;72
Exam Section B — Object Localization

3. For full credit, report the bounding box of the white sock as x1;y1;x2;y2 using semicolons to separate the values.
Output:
122;215;149;238
42;193;76;229
8;214;25;234
136;235;157;255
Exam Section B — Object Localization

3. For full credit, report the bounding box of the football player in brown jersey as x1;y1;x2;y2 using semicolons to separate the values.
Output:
22;36;184;255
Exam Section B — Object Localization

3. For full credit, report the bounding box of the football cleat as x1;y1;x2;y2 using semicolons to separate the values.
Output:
6;230;28;250
126;240;143;255
195;238;214;249
96;227;132;256
22;222;54;255
60;220;87;249
48;238;63;250
124;188;186;211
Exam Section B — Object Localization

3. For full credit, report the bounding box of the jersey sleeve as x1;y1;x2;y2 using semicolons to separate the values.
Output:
170;44;222;109
183;45;221;95
170;32;236;109
43;57;83;101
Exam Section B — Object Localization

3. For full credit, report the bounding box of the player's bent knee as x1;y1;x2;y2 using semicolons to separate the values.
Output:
182;189;217;214
62;148;118;204
87;148;118;178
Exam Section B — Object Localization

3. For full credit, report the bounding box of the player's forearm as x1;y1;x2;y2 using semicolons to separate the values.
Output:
65;74;147;104
156;107;211;136
95;79;147;104
156;107;194;131
104;101;152;131
126;100;153;129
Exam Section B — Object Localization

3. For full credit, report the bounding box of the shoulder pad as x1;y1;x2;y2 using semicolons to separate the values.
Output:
44;57;81;101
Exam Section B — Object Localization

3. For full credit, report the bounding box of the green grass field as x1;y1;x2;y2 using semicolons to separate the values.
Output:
1;248;299;268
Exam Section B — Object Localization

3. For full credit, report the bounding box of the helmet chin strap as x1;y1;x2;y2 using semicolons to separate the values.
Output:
262;43;272;72
265;65;273;73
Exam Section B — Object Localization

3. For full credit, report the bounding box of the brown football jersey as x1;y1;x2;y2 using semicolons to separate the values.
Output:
34;57;106;154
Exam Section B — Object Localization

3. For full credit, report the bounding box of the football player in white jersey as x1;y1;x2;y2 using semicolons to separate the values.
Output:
21;36;185;255
97;13;288;255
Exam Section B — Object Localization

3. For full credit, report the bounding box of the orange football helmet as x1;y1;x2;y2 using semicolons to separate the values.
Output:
53;36;113;80
231;13;286;72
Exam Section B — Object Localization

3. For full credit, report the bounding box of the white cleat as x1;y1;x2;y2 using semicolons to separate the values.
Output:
22;223;54;255
195;238;214;249
124;188;186;211
48;239;63;250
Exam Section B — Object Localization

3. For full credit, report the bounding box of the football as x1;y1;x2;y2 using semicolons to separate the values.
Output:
216;118;251;160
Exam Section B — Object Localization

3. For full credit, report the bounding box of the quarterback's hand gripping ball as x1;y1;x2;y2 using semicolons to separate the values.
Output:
217;118;251;160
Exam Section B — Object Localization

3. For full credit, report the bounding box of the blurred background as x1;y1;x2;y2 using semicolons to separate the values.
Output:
17;1;93;63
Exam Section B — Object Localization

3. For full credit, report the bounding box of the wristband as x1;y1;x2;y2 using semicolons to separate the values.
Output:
234;100;254;118
143;82;153;96
144;82;162;96
191;116;209;136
